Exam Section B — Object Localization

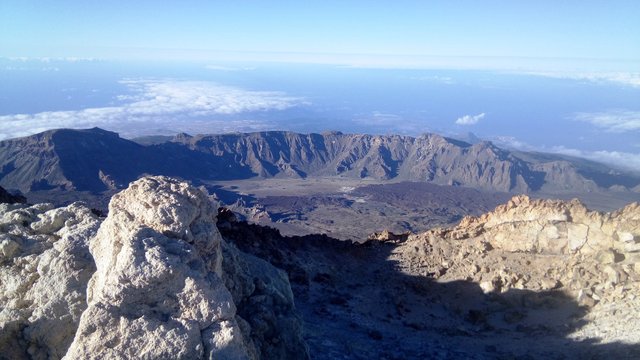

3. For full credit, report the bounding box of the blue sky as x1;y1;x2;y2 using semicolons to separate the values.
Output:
2;1;639;70
1;1;639;171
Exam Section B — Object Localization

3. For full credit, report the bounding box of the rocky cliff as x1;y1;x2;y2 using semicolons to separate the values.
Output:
0;128;251;193
0;176;307;359
1;128;636;194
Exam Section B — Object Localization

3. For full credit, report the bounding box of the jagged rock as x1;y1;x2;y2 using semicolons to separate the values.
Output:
447;195;639;257
222;241;309;359
64;176;250;359
394;195;640;345
0;202;100;360
366;230;410;243
0;176;308;359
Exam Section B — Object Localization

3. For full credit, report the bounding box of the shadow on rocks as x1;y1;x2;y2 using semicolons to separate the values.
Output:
218;210;640;360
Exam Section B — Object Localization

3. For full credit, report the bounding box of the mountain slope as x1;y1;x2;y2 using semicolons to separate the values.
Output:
0;128;637;193
0;128;252;192
165;130;634;192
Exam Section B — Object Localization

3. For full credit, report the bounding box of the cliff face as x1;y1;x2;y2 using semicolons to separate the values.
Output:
176;132;546;192
0;176;307;359
0;128;252;193
2;128;636;194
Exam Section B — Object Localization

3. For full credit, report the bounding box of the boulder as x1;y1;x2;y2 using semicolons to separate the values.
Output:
64;176;251;359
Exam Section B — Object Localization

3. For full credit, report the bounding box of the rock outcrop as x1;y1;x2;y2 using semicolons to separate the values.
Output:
64;176;250;359
366;230;410;243
222;242;308;359
0;176;307;359
395;195;640;344
0;202;100;359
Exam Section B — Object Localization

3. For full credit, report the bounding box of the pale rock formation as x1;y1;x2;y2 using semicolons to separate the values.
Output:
0;202;100;360
366;230;410;243
0;176;308;359
443;195;638;257
60;177;308;359
395;195;640;344
64;176;251;359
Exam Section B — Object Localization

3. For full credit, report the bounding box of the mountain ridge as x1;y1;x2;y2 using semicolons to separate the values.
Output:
1;127;637;194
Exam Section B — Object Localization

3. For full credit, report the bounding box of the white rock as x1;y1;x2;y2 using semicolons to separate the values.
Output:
568;223;589;253
64;176;251;360
0;202;100;360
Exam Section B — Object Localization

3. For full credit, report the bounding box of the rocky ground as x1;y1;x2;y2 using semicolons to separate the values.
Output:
220;195;640;359
213;180;512;241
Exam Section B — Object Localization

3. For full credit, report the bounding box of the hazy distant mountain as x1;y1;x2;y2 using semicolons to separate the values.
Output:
0;128;638;193
0;128;252;193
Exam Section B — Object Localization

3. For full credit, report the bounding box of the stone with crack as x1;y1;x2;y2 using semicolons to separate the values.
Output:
0;202;100;360
64;176;250;359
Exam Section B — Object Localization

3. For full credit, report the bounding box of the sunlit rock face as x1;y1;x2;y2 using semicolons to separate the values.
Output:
63;176;249;359
397;195;640;344
0;202;100;359
451;194;639;257
0;176;308;360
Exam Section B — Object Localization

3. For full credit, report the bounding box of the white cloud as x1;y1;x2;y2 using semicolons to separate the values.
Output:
551;146;640;173
0;79;305;140
205;64;255;71
526;71;640;88
412;75;455;84
455;113;485;125
2;56;99;63
493;135;640;172
573;110;640;132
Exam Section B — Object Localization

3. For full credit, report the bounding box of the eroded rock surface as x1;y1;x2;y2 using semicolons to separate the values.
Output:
64;176;250;359
396;195;640;345
0;202;100;360
0;176;307;359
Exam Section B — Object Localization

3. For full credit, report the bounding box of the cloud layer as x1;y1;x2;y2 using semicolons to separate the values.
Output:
455;113;485;125
526;71;640;88
573;110;640;132
0;79;304;140
493;135;640;173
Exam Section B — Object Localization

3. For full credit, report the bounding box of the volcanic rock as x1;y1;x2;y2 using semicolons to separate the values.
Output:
395;195;640;344
0;176;307;359
0;202;100;359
